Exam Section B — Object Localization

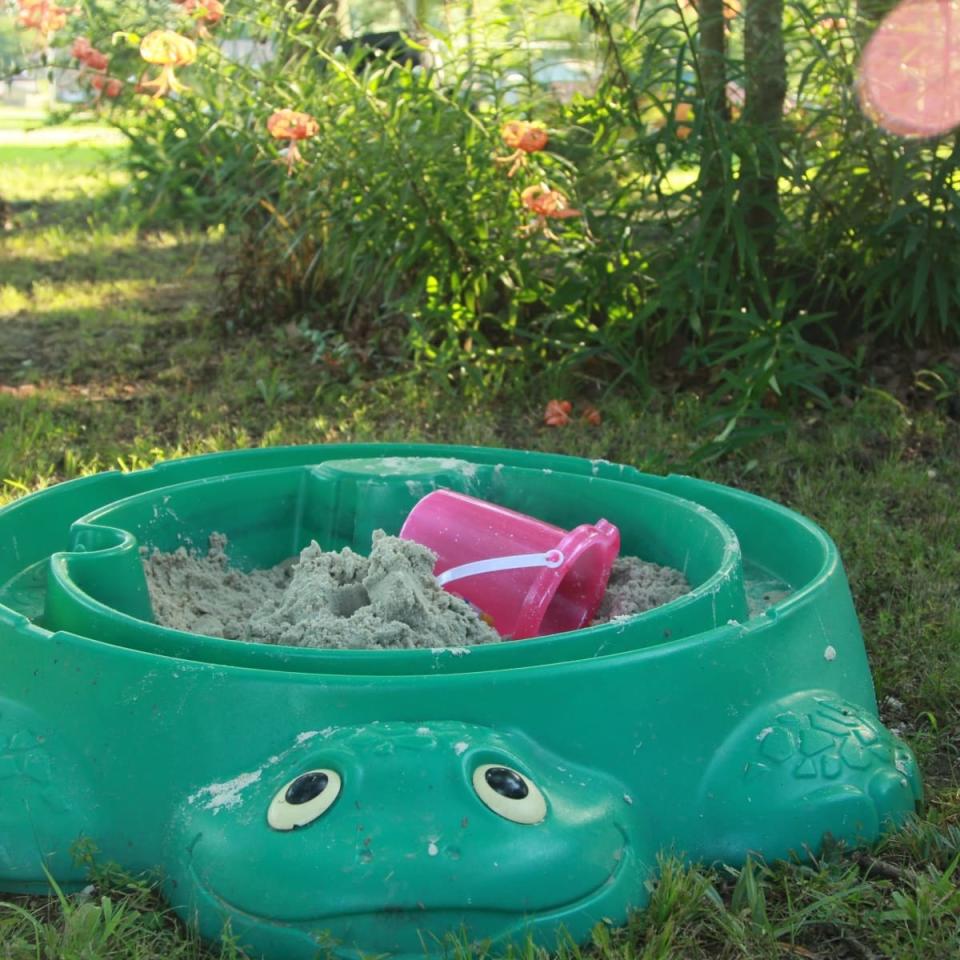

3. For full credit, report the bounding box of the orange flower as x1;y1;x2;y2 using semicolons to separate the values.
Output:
181;0;224;35
502;120;548;152
651;101;695;138
72;39;111;83
90;73;123;100
520;184;581;238
138;30;197;98
521;184;580;218
544;399;572;427
84;48;109;71
582;404;602;426
16;0;70;38
141;30;196;67
268;109;320;174
267;109;319;141
495;120;548;178
674;102;694;139
183;0;224;22
71;36;92;60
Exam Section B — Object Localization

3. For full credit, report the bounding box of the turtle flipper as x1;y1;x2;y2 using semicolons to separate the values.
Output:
0;698;98;891
695;692;921;866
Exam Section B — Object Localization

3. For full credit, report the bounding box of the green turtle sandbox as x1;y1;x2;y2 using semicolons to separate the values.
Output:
0;444;921;960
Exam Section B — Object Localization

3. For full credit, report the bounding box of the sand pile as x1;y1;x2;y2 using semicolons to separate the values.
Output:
142;532;690;649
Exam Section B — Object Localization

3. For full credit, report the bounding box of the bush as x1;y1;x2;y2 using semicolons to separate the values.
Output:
13;0;960;451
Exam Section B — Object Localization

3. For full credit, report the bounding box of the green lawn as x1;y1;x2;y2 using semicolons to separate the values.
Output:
1;116;959;960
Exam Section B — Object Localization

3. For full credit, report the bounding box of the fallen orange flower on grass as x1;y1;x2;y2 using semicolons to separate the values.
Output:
544;399;572;427
138;30;197;98
582;404;602;426
495;120;548;178
544;400;602;427
268;108;320;174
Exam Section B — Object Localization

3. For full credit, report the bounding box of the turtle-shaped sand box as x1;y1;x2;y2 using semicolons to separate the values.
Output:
0;445;921;960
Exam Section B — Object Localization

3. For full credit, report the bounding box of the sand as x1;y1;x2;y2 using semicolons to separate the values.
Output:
595;555;691;621
142;533;691;648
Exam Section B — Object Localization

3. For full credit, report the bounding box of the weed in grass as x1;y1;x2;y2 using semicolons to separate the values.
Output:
879;854;960;946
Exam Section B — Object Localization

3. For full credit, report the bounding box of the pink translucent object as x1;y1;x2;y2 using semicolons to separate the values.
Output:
860;0;960;137
399;490;620;640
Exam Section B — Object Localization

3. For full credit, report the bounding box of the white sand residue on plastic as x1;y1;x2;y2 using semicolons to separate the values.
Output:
189;769;263;812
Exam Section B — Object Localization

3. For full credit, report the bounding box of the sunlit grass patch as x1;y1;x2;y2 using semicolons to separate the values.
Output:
0;122;126;145
1;277;158;315
0;141;128;203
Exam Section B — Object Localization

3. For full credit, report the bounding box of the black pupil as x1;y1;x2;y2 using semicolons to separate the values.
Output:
485;767;528;800
285;772;329;805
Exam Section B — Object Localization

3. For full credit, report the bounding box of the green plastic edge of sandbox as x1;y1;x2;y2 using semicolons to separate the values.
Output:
37;459;743;673
0;443;839;679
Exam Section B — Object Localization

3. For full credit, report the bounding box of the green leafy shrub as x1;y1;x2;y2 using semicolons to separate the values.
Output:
15;0;960;453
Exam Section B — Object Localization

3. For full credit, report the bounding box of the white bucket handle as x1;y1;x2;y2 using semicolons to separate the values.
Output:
437;549;564;587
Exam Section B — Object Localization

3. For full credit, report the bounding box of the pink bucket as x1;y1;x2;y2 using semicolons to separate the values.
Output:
399;490;620;639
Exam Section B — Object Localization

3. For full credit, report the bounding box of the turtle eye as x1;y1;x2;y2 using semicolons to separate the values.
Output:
268;769;341;831
472;764;546;824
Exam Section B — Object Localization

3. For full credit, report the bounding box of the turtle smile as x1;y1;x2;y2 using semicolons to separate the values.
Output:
192;842;631;930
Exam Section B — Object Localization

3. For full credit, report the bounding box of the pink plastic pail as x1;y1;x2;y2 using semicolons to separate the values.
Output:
399;490;620;639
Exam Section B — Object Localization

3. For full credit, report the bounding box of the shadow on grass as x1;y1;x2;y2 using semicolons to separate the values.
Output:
5;182;141;230
2;234;217;288
0;297;215;384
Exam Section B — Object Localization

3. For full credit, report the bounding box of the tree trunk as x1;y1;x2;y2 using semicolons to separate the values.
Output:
696;0;729;204
740;0;786;259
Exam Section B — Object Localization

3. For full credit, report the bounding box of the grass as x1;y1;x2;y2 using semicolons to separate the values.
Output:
1;114;960;959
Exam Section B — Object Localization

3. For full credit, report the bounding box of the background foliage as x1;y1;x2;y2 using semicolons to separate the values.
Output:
5;0;960;453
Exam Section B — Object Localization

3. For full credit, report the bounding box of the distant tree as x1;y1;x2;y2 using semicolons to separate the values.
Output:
739;0;785;260
696;0;729;205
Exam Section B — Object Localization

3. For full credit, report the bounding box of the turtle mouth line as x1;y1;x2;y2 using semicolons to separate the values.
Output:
189;845;629;926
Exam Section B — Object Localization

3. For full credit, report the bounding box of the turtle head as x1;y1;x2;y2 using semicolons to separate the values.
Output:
166;721;647;960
